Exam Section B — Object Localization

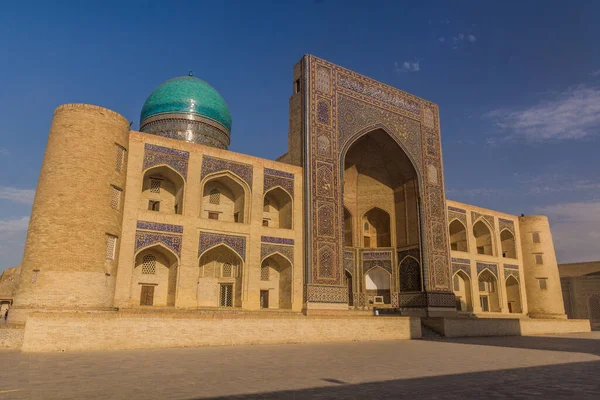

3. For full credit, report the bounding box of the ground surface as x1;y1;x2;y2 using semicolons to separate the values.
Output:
1;332;600;399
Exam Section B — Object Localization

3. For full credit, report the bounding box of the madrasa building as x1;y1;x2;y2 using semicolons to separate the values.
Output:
3;56;590;351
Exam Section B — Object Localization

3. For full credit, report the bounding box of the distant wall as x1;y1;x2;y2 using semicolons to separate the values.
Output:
0;325;24;349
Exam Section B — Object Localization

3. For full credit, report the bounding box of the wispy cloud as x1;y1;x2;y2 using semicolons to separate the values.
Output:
484;85;600;141
535;202;600;263
394;60;420;73
444;32;477;49
0;216;29;271
467;34;476;43
438;37;445;43
0;147;8;157
0;187;36;204
592;70;600;77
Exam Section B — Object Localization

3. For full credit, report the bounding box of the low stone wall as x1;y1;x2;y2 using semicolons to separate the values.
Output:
21;312;421;352
423;317;591;338
0;325;24;349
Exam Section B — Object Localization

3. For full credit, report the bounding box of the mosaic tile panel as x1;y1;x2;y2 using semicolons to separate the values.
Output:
452;263;470;276
343;250;355;273
261;243;294;263
504;264;519;270
398;248;421;263
264;168;294;197
198;232;246;261
427;292;456;308
451;257;470;264
353;293;367;308
504;269;520;280
499;218;515;235
306;285;347;303
201;156;253;190
363;251;393;260
135;231;182;257
472;211;495;229
261;236;294;245
399;256;421;292
448;206;466;214
476;262;498;278
448;210;467;226
397;292;428;307
363;260;392;274
136;221;183;234
143;144;189;179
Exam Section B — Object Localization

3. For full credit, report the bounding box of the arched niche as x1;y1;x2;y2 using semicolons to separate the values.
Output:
473;220;494;256
260;253;293;309
132;244;179;306
141;165;185;215
505;275;522;313
449;219;468;252
478;269;500;312
362;207;391;248
201;173;249;223
198;244;244;307
342;129;420;251
452;270;472;312
263;187;293;229
365;267;391;305
500;229;517;259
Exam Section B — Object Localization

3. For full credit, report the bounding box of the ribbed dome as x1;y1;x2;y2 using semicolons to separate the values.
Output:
140;76;231;131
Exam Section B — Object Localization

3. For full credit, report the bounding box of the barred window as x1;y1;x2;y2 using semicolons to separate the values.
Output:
261;264;269;281
149;200;160;212
142;254;156;274
115;145;126;172
110;185;122;210
222;262;233;278
150;179;161;193
208;212;219;220
535;254;544;265
105;235;117;260
209;189;220;204
220;284;233;307
532;232;541;243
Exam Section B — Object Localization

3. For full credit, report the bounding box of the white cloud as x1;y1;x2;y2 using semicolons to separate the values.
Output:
0;216;29;271
458;33;465;40
438;37;445;42
445;32;477;49
0;187;35;204
395;61;420;73
468;34;476;42
484;85;600;141
535;202;600;263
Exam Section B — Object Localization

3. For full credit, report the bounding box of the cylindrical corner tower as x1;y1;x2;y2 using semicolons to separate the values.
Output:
139;75;232;149
10;104;130;323
518;215;566;319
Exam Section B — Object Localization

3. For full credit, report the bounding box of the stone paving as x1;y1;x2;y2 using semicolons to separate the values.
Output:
1;332;600;399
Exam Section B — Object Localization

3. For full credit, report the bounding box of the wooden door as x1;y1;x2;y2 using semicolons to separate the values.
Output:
260;290;269;309
140;285;154;306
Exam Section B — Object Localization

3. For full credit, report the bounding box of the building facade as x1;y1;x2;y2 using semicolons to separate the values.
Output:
8;56;568;324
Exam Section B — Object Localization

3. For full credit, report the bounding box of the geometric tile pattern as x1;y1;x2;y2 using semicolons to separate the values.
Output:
476;262;498;278
143;144;189;180
201;156;253;190
264;168;294;197
260;243;294;263
198;232;246;261
135;231;182;257
136;220;183;234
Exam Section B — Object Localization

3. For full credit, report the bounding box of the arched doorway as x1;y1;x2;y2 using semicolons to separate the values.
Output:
345;270;353;306
505;275;522;313
198;244;243;307
132;245;179;306
260;253;293;309
365;267;391;305
449;220;468;252
478;269;500;312
452;270;473;312
141;166;185;215
263;187;293;229
201;173;248;223
473;220;494;256
501;230;517;259
342;129;420;252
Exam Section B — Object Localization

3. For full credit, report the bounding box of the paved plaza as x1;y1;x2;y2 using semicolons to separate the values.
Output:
1;332;600;399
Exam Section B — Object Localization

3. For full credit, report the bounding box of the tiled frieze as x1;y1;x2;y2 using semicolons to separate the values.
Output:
263;168;294;196
306;285;347;303
260;243;294;263
476;262;498;278
143;144;189;179
399;255;421;292
343;250;355;274
198;232;246;261
201;156;253;189
448;209;467;226
261;236;294;245
504;268;520;280
452;263;470;276
135;231;182;257
499;218;515;235
472;211;495;229
136;221;183;234
504;263;519;270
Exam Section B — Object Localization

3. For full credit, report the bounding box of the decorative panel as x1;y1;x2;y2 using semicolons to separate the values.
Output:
143;144;189;179
499;218;515;235
136;221;183;234
261;243;294;263
264;168;294;196
201;156;253;189
198;232;246;261
476;262;498;278
135;231;182;257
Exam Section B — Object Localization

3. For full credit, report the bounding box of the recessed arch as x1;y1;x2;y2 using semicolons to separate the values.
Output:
452;270;473;312
134;242;181;265
449;219;468;252
505;274;522;313
201;171;250;223
198;242;244;264
500;229;517;259
141;164;186;215
477;268;500;312
260;253;293;309
263;186;293;229
364;266;391;305
399;255;422;292
198;243;244;308
343;206;353;247
473;219;494;256
132;243;180;307
260;250;293;266
361;207;391;248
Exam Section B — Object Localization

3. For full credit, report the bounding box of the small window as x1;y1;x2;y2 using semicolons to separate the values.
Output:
105;235;117;260
115;144;126;172
364;222;369;232
294;79;300;94
535;254;543;265
148;200;160;212
262;219;269;227
234;212;240;223
477;246;485;255
538;278;547;290
208;212;219;220
150;179;161;193
110;185;122;210
209;189;220;205
451;242;458;251
453;275;460;291
532;232;541;243
222;262;233;278
220;284;233;307
142;254;156;274
261;264;270;281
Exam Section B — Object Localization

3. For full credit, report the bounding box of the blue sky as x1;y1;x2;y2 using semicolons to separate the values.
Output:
1;0;599;272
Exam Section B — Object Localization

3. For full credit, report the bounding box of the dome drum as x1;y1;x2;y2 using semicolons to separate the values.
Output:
140;113;230;149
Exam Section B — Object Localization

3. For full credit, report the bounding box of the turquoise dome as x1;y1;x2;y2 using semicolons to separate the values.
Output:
140;76;232;131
